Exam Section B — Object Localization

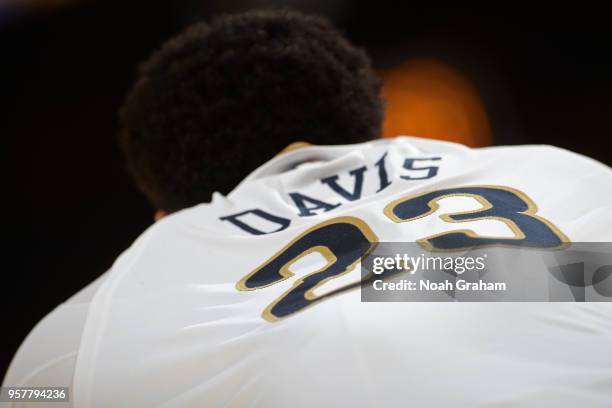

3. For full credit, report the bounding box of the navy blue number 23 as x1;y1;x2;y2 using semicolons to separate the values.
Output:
237;185;568;321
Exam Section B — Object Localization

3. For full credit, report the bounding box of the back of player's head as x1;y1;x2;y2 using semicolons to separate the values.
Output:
119;9;384;212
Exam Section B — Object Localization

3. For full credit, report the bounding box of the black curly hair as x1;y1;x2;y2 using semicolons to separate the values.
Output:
119;9;384;212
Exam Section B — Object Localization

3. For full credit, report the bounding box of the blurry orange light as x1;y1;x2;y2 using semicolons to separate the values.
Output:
380;58;492;147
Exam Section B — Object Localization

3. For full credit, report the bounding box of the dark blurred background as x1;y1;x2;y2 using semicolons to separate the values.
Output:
4;0;611;378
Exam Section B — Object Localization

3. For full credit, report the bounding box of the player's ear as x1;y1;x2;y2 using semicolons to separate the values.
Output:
154;210;168;222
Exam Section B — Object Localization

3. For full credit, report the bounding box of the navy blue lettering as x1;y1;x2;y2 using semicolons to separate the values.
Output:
289;193;341;217
321;165;367;201
220;209;290;235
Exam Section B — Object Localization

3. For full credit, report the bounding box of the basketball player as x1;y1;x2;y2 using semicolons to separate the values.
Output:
3;10;612;407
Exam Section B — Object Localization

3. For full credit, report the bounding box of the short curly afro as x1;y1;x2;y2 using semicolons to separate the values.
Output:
119;9;384;212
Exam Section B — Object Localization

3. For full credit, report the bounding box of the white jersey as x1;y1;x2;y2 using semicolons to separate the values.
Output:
4;136;612;407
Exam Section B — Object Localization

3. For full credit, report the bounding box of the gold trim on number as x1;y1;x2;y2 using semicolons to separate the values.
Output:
236;216;378;322
383;185;569;251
